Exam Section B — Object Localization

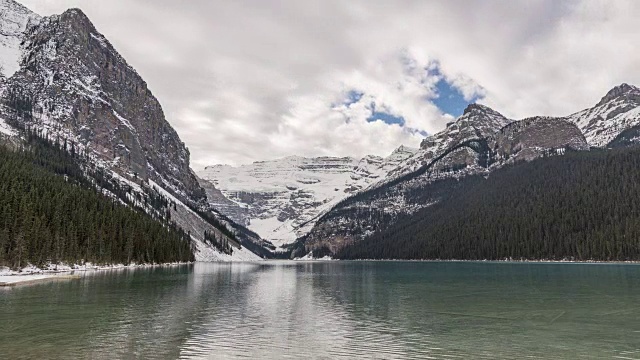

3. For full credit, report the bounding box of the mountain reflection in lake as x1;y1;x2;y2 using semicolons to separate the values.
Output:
2;261;640;359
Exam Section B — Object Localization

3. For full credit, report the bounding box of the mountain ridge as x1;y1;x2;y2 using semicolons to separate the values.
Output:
198;146;418;248
202;83;640;257
291;84;637;258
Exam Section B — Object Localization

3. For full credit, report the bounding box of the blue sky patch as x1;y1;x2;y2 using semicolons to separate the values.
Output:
343;61;483;128
367;111;406;126
425;62;483;118
344;90;364;106
366;102;406;126
432;78;481;118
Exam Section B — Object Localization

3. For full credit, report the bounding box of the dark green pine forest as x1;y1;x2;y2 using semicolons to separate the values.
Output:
0;133;194;269
337;147;640;261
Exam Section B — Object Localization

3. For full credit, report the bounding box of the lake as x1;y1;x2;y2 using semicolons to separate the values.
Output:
2;261;640;359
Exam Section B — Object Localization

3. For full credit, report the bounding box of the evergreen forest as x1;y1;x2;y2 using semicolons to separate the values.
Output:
337;147;640;261
0;134;194;269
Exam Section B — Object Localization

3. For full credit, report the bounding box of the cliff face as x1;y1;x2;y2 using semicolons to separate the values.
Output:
1;8;204;204
490;117;589;163
386;104;513;179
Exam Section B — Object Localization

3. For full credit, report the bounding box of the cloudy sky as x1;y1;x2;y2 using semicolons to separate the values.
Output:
19;0;640;168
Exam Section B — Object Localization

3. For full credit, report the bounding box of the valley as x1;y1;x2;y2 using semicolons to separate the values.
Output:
200;84;640;260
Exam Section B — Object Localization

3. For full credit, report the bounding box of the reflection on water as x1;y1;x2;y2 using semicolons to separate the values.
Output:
2;261;640;359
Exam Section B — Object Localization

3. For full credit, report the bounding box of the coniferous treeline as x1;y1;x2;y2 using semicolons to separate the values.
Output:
204;230;233;255
337;147;640;261
0;134;194;269
188;203;239;244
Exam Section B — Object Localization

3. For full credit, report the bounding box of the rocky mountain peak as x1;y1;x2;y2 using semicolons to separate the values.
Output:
459;103;509;125
463;103;493;115
597;83;640;107
1;4;205;204
418;103;510;151
490;116;588;163
0;0;38;27
391;144;416;153
569;83;640;147
388;145;418;158
0;0;37;23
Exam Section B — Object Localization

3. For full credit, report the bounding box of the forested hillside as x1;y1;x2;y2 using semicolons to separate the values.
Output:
337;147;640;261
0;135;194;269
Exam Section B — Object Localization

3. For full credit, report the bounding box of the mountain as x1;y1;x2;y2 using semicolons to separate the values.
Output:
386;104;512;178
337;145;640;261
490;116;588;163
4;1;640;263
0;1;264;262
569;83;640;148
198;146;417;248
199;98;592;257
294;84;640;258
295;105;589;257
2;7;204;203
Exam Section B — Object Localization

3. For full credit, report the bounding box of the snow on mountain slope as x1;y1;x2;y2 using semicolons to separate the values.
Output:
1;7;206;205
192;237;261;262
298;104;514;255
385;104;513;180
199;146;417;248
301;105;589;256
149;180;261;261
0;0;39;79
0;3;265;261
569;83;640;147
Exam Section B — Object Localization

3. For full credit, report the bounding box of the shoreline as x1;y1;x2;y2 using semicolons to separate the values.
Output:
4;258;639;286
0;274;82;287
0;262;193;287
332;258;640;265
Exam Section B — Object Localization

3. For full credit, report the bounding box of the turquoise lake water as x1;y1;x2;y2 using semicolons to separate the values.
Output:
2;261;640;359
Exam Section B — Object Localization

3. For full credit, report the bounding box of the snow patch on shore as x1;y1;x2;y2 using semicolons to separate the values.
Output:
0;274;61;285
0;261;191;276
0;262;194;286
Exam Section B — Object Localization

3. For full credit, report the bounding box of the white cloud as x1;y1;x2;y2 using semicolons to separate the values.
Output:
18;0;640;168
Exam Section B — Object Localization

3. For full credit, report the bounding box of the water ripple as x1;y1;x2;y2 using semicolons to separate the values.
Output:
3;262;640;359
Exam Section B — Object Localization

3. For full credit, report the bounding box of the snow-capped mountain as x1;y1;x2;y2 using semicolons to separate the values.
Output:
0;1;263;261
386;104;513;179
299;104;590;256
569;83;640;148
198;146;417;248
2;7;206;203
297;83;640;257
3;1;640;262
